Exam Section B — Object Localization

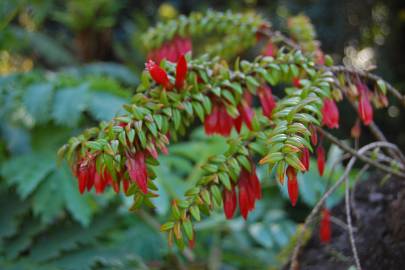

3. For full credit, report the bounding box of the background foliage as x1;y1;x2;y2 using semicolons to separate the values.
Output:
0;0;403;269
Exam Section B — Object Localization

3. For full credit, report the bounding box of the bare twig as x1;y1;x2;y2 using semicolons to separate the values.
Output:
345;174;362;269
289;141;400;270
318;128;405;178
327;65;405;108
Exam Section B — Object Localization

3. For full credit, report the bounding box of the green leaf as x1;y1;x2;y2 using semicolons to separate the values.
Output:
1;153;54;199
23;83;54;123
52;84;89;127
31;174;65;224
190;205;201;221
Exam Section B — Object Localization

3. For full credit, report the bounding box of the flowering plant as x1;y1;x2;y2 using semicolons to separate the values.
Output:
59;11;404;266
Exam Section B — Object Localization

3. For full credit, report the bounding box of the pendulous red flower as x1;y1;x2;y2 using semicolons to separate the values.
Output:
205;96;254;137
320;208;331;243
286;166;299;207
300;148;310;171
74;156;132;195
237;167;262;219
316;145;325;176
357;84;373;126
126;151;148;194
223;186;237;219
258;85;276;119
309;124;318;146
292;77;302;88
261;41;276;57
145;60;171;89
147;36;192;64
321;98;339;129
234;92;254;133
175;54;188;89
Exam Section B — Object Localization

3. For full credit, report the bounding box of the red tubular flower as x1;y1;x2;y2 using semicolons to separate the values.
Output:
357;85;373;126
292;77;302;88
204;105;219;135
188;238;195;249
286;166;299;207
316;145;325;176
126;151;148;194
76;162;89;194
147;36;192;64
300;148;310;171
204;102;235;136
262;41;276;57
122;179;130;193
111;179;120;194
175;54;187;89
309;124;318;146
223;186;237;219
235;92;254;133
237;167;261;219
86;160;96;191
258;86;276;118
320;208;331;243
145;60;171;89
321;98;339;129
94;170;108;194
238;175;251;219
218;106;234;136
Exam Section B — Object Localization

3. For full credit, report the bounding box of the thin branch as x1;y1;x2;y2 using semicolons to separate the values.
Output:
345;173;362;269
317;128;405;178
289;141;400;270
327;65;405;108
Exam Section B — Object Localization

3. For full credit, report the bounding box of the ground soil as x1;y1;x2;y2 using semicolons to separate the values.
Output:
291;174;405;270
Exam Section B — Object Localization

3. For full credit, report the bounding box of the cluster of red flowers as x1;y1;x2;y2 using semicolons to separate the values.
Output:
204;86;276;136
147;36;192;64
222;165;262;220
75;157;130;195
145;54;188;90
74;137;170;195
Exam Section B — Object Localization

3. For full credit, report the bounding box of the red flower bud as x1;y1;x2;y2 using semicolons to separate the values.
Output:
123;179;130;194
300;148;310;171
262;41;276;57
286;166;299;207
238;175;250;219
321;99;339;129
235;98;254;133
204;105;219;135
258;86;276;119
292;77;302;88
357;85;373;126
316;145;325;176
175;54;187;89
223;186;237;219
147;36;192;64
237;166;261;219
320;208;331;243
76;162;89;194
145;60;171;89
126;151;148;194
309;124;318;146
